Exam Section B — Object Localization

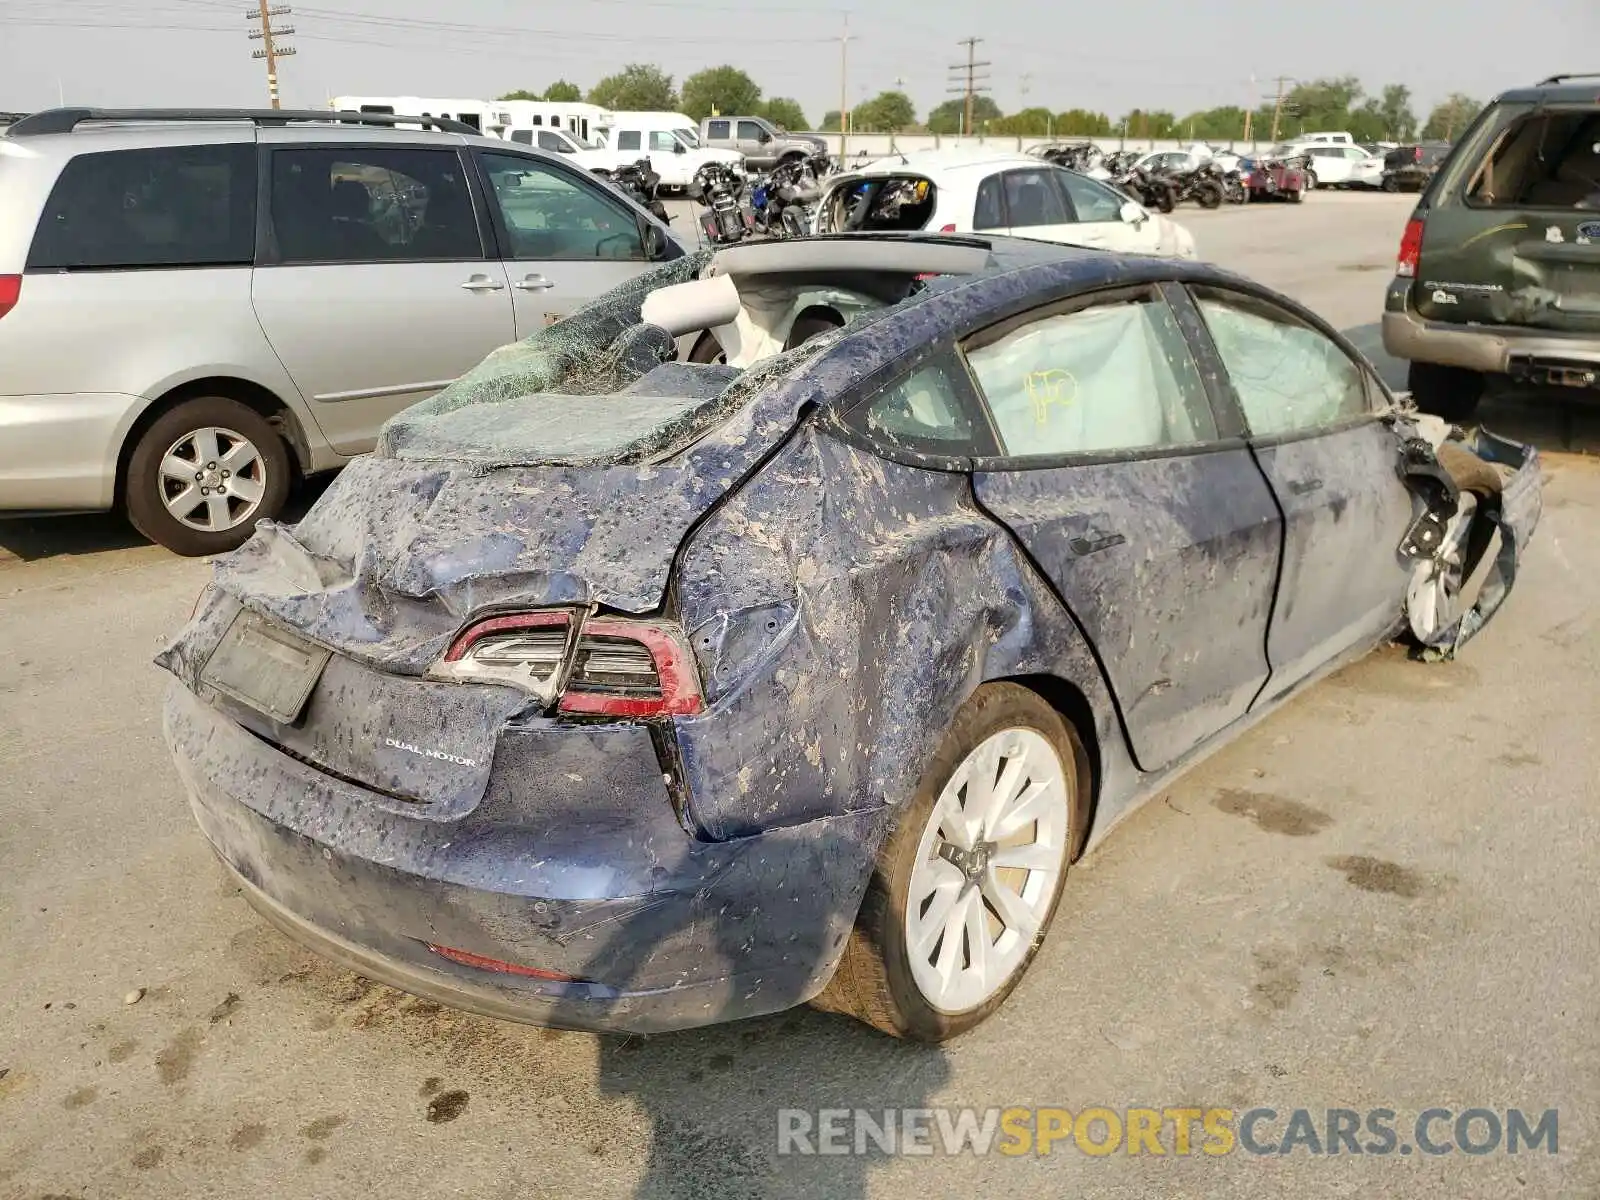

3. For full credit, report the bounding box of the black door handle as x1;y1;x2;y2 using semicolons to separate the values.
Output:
1070;532;1126;556
1289;478;1324;495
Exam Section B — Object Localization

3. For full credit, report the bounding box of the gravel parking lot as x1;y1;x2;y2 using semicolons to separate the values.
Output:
2;191;1597;1200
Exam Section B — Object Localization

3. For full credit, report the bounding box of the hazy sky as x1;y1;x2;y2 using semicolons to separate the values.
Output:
2;0;1595;127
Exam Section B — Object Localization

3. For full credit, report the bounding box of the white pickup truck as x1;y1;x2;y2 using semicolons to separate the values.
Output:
516;117;744;191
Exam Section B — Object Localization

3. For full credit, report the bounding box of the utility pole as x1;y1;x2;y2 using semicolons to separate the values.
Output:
948;37;991;137
248;2;296;110
838;14;850;161
1268;75;1291;143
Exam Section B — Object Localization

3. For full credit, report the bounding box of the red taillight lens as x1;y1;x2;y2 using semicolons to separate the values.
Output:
0;275;20;320
440;612;703;718
1396;217;1424;278
1413;146;1423;162
558;617;703;718
938;223;957;233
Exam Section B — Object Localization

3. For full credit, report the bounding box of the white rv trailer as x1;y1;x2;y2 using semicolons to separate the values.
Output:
328;96;612;144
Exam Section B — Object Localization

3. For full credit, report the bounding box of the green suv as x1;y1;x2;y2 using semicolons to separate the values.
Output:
1383;74;1600;419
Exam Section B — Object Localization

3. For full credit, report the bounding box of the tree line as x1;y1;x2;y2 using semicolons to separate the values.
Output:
501;69;1483;144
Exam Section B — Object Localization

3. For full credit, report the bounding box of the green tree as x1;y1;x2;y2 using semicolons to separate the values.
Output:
499;81;584;103
762;97;808;131
1422;93;1481;141
820;109;843;132
852;90;916;132
993;107;1055;136
1121;109;1179;139
680;65;762;122
587;64;677;112
1181;106;1249;140
1054;108;1112;137
926;96;1002;135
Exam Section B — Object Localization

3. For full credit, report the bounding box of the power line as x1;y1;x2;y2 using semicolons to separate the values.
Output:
948;36;990;136
248;2;295;109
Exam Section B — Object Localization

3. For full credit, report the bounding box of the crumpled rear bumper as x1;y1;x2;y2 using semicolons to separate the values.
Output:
165;682;880;1034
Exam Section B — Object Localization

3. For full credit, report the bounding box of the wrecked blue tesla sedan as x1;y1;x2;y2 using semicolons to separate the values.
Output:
158;234;1541;1041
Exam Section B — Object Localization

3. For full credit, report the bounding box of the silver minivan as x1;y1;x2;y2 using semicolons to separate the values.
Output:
0;108;683;554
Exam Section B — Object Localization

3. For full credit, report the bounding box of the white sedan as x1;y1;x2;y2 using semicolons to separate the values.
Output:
813;150;1197;259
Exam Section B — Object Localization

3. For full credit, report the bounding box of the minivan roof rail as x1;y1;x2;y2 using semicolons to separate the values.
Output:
4;107;480;138
1537;72;1600;85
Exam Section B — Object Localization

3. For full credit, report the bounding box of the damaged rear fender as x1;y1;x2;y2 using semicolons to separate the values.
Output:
669;428;1123;849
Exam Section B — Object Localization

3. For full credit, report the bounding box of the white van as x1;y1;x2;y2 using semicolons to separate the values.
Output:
1299;131;1356;145
600;112;744;189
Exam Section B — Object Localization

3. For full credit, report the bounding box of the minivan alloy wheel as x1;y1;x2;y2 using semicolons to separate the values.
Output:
904;727;1070;1013
159;426;268;533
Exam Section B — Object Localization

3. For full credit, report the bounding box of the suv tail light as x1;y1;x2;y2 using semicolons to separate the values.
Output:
1396;217;1424;278
0;275;20;320
1413;145;1423;163
439;612;703;718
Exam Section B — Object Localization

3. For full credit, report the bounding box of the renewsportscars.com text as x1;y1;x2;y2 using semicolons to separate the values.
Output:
776;1106;1559;1158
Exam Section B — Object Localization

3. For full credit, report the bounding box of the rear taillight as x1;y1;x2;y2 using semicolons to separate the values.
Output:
938;223;957;233
0;275;20;320
1396;217;1424;278
1413;146;1423;163
439;612;703;718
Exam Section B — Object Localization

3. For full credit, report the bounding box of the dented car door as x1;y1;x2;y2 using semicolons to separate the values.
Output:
964;286;1282;773
1186;285;1415;702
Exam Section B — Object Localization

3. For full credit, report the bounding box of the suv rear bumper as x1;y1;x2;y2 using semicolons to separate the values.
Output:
1382;304;1600;380
0;391;133;511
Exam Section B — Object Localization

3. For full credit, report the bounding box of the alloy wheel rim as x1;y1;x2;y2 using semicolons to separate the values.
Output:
904;727;1070;1014
158;426;268;533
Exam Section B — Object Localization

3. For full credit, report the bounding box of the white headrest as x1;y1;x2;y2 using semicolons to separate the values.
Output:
639;273;742;337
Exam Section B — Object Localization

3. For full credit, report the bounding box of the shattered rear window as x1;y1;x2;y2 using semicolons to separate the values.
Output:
376;249;842;469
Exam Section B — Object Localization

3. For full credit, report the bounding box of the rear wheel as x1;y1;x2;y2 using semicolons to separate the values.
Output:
1196;180;1223;209
1382;174;1400;192
813;684;1088;1041
1304;169;1318;191
1408;361;1486;422
125;395;291;557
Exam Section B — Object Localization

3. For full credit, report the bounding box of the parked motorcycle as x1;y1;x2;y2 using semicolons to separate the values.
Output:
1113;165;1178;213
593;158;669;224
1172;162;1227;209
747;151;829;238
687;161;750;245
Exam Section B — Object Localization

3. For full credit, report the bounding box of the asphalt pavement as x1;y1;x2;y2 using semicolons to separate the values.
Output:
1;191;1597;1200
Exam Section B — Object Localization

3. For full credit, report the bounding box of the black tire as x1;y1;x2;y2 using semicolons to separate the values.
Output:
125;395;291;557
1289;186;1304;204
1408;361;1486;423
1304;169;1318;192
1382;175;1400;192
812;683;1090;1041
1157;184;1177;213
688;331;725;364
782;311;844;352
1197;180;1223;209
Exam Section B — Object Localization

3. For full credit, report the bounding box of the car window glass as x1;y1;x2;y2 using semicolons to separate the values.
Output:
481;151;644;262
853;361;978;452
649;131;678;152
27;143;256;270
536;131;567;152
1055;169;1123;222
967;295;1218;456
616;130;642;151
973;174;1005;229
268;147;479;264
1193;288;1370;436
1002;169;1069;228
708;120;730;139
737;120;764;140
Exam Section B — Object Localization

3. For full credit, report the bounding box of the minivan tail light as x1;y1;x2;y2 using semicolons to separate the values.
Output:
0;275;20;320
1396;217;1424;278
938;224;957;233
440;612;703;718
